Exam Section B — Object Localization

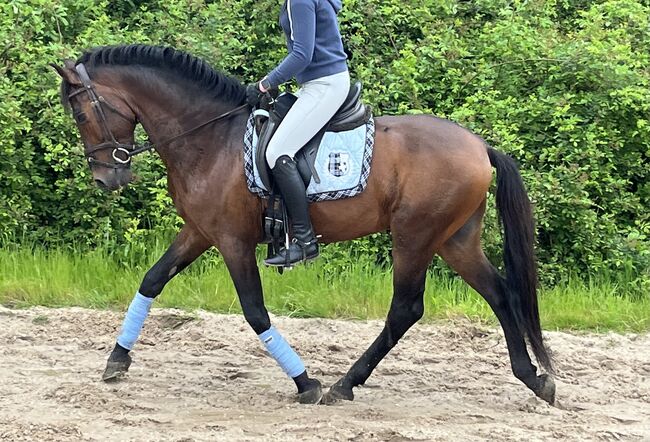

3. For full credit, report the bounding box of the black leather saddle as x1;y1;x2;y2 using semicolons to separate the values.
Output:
254;81;371;191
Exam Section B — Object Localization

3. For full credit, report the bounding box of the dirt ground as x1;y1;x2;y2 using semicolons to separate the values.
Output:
0;305;648;442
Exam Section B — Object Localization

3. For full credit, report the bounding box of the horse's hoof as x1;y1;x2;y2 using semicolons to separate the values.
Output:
101;355;132;382
297;380;323;405
535;374;556;405
321;379;354;405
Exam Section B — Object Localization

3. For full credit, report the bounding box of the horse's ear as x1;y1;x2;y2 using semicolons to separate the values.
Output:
50;60;81;86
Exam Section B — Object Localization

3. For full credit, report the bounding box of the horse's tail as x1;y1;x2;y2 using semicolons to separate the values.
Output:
487;148;553;373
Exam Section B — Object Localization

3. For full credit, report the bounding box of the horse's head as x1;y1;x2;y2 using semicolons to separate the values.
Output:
53;60;137;191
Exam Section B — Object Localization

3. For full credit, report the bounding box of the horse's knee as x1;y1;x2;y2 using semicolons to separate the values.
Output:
139;268;166;298
393;277;425;313
242;306;271;335
411;296;425;321
138;248;189;298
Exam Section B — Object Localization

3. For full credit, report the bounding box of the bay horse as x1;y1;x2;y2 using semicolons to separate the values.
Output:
53;45;555;405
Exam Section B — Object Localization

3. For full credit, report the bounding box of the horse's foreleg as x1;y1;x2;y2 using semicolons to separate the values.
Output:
219;237;323;404
322;241;433;404
102;225;209;381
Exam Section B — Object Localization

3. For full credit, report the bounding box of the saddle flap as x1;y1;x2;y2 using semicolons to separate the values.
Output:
295;127;327;185
255;111;322;191
255;119;276;191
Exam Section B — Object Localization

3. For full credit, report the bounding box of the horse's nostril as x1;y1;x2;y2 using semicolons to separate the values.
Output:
95;179;108;190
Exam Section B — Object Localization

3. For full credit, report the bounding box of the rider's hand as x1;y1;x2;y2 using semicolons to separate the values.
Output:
259;77;271;93
245;82;263;107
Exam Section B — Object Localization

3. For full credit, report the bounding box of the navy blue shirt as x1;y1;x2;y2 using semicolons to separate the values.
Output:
266;0;348;87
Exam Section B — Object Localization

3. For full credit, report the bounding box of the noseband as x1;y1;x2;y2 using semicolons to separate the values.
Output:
68;63;248;170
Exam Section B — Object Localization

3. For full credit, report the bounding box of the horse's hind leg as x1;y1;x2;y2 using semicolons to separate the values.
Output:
322;235;435;404
438;203;555;404
103;225;209;381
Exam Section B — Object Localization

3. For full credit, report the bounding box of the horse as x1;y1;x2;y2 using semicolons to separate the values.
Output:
53;44;555;406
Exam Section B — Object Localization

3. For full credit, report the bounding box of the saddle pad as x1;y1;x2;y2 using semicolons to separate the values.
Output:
243;113;375;202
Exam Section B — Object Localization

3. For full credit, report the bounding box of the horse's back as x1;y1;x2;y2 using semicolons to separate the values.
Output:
310;114;492;243
372;114;492;195
375;114;490;166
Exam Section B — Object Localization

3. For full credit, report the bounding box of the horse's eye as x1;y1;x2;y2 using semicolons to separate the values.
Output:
74;111;87;124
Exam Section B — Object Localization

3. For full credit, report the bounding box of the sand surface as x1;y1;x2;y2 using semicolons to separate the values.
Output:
0;305;648;441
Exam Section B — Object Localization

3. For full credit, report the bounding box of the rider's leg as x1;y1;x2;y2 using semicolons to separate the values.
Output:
265;70;350;266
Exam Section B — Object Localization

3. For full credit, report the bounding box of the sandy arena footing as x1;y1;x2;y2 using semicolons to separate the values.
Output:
0;306;648;441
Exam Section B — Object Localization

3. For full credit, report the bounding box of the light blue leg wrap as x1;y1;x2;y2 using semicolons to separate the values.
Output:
258;326;306;378
116;292;154;351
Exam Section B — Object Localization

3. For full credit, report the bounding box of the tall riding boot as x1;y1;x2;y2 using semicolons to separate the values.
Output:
264;155;319;266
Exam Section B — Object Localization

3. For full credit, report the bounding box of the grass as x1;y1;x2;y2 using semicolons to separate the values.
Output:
0;243;648;333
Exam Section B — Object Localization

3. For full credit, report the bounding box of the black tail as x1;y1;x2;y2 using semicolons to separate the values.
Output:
487;148;553;373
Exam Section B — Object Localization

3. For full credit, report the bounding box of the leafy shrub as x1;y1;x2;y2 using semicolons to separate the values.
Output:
1;0;648;292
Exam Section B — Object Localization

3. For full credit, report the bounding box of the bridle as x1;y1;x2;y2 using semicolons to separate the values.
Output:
67;63;248;169
68;64;138;169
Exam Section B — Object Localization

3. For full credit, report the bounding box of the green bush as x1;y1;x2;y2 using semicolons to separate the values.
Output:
1;0;648;292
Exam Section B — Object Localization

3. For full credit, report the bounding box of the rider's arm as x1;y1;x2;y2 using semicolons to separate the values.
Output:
264;0;316;89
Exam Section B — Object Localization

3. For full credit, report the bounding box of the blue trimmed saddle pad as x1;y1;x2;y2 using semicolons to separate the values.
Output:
243;113;375;202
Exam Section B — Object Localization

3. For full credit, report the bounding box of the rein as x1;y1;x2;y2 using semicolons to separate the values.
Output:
70;63;248;169
134;103;249;155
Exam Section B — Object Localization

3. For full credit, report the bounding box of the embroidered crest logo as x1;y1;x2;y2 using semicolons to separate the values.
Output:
328;152;350;177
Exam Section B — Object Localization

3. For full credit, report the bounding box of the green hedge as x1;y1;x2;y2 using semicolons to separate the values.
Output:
1;0;648;291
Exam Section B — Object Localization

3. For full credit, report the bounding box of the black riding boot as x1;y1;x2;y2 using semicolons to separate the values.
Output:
265;155;319;267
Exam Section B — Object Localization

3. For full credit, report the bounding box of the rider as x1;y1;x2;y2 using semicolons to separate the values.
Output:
247;0;350;266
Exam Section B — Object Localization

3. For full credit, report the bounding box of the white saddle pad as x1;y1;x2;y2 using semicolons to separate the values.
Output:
243;113;375;202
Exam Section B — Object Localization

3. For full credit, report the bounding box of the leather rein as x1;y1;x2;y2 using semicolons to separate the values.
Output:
68;63;248;169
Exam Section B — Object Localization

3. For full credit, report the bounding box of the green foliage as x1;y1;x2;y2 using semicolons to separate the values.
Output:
2;243;649;332
0;0;648;292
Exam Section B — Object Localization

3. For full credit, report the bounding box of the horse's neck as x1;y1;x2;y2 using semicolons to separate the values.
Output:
149;109;249;217
131;90;248;209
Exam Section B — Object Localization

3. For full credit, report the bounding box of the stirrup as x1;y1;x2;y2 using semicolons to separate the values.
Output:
264;238;319;268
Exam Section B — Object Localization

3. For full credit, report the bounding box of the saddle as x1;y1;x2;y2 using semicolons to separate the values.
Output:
252;81;371;270
253;81;371;191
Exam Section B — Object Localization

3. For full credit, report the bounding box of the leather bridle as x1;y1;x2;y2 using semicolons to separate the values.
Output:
67;63;248;169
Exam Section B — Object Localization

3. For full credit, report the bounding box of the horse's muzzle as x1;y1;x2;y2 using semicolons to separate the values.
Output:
94;169;132;191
